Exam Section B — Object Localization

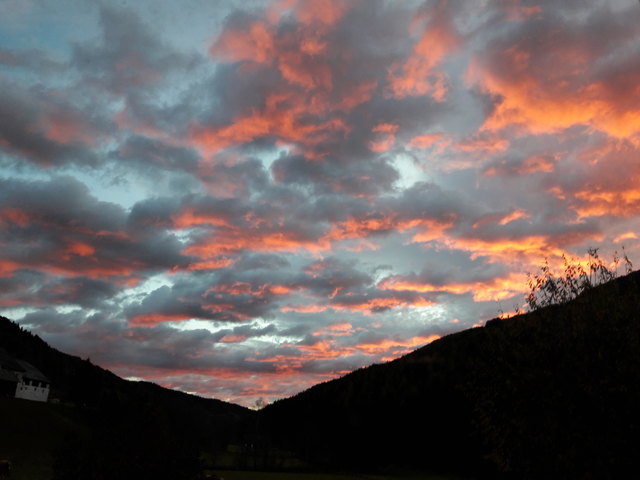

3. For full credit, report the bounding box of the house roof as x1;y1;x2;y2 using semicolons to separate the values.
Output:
15;360;49;383
0;348;49;383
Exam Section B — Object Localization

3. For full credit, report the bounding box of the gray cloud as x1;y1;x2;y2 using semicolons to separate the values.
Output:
72;5;201;95
0;82;101;167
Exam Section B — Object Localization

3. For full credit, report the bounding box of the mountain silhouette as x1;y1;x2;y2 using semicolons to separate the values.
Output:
257;270;640;478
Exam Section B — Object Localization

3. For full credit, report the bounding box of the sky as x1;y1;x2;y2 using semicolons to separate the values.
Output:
1;0;640;408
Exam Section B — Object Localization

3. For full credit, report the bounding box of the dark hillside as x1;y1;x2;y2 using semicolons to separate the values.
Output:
259;271;640;478
0;315;252;479
0;316;247;416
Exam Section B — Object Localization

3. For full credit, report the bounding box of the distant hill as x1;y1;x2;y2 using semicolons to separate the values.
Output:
0;315;252;480
258;270;640;478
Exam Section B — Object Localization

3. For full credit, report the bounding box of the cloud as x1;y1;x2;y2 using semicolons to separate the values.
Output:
0;176;190;280
0;81;103;167
468;1;640;137
111;136;200;175
2;0;640;407
386;0;460;100
72;5;201;95
0;47;66;74
0;270;119;309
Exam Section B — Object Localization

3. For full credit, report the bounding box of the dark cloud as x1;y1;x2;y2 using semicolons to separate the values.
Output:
0;48;66;74
382;253;510;289
19;308;92;335
0;176;190;279
298;257;372;297
72;6;201;95
233;253;290;271
111;136;200;175
0;176;124;231
0;269;119;309
199;155;270;198
271;153;399;195
0;82;101;167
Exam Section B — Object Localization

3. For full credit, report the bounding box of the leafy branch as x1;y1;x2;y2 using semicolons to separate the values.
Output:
526;247;633;311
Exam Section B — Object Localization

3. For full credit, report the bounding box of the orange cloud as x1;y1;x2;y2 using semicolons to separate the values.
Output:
409;133;446;149
219;334;247;343
409;219;456;243
42;116;97;146
358;334;440;360
573;189;640;218
614;232;638;243
177;205;457;261
312;322;354;336
130;313;194;326
275;332;441;366
189;92;350;157
325;215;454;246
331;295;435;315
43;262;144;281
173;208;230;229
198;302;251;321
210;20;275;63
0;260;22;278
0;208;30;227
66;242;95;257
369;123;399;153
499;210;530;225
379;272;528;302
469;33;640;138
338;80;378;111
386;4;459;100
185;257;234;271
280;304;329;314
278;50;333;90
443;234;603;274
206;282;296;297
184;228;330;258
456;133;510;153
472;209;531;229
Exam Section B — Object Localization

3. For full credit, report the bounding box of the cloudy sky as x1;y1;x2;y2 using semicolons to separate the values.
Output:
1;0;639;407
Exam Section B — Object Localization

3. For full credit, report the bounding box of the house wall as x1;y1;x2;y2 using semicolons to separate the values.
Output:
15;379;49;402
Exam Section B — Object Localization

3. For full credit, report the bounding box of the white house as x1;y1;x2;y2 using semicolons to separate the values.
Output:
0;349;50;402
13;360;50;402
